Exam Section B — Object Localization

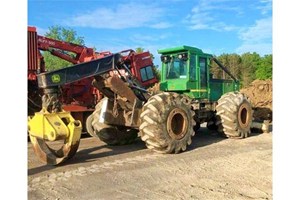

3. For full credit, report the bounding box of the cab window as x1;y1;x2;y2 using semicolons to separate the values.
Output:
140;66;154;82
189;54;196;81
166;57;187;79
199;57;207;87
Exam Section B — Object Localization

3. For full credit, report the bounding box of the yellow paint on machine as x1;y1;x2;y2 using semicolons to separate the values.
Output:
28;108;82;165
190;89;207;92
28;108;82;141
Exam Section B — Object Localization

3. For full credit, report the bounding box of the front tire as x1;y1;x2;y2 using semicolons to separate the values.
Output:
139;92;196;153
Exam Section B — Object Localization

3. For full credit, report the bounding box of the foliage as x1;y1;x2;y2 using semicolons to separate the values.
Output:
153;65;161;81
43;26;85;71
210;52;272;88
135;47;144;53
211;53;242;81
255;55;272;80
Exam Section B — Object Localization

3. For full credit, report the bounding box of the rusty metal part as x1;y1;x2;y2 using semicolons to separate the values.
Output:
92;76;115;99
112;94;119;118
105;75;137;105
29;136;80;165
93;97;141;128
41;87;62;113
28;109;82;165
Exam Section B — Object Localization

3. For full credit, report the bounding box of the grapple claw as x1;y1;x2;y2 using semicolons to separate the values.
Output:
28;109;82;165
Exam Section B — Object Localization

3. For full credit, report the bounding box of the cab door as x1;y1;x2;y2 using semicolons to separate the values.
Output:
199;57;208;99
188;54;199;97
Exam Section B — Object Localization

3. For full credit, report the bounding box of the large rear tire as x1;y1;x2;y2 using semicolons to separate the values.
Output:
216;92;253;138
91;98;138;145
139;92;196;153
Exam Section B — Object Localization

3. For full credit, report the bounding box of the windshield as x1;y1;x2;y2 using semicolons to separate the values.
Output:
166;57;187;79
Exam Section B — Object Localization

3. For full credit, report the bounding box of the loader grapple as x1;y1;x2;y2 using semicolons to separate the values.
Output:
28;108;82;165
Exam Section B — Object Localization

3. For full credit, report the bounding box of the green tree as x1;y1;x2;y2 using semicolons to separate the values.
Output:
210;53;241;80
135;47;144;53
240;52;260;87
210;55;224;79
205;52;272;88
227;54;242;80
255;54;272;80
43;26;85;71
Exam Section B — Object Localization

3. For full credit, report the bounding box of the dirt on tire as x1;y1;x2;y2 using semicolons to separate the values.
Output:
240;79;272;121
139;92;196;153
216;92;253;138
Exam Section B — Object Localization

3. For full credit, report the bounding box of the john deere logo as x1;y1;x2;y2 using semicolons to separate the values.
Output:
51;74;60;83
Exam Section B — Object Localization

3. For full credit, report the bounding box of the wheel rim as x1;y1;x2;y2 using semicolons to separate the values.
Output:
167;108;188;140
238;103;251;129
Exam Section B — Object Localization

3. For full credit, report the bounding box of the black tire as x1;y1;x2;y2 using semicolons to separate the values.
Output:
139;92;196;153
91;98;138;145
216;92;253;138
193;122;201;132
94;126;138;145
206;116;218;131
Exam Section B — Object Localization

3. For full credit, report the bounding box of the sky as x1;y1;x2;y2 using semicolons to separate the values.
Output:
28;0;272;66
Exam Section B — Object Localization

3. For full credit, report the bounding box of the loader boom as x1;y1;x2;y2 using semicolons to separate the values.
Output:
37;54;121;88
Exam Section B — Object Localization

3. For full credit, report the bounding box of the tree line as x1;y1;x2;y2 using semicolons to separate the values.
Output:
210;53;272;88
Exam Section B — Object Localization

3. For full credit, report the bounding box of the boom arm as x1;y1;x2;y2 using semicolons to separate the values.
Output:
37;35;96;64
212;57;238;82
37;54;122;88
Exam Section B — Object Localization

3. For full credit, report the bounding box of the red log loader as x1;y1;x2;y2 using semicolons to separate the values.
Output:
28;26;158;134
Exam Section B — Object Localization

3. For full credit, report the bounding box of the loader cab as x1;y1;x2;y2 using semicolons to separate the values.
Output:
158;46;212;99
121;50;158;88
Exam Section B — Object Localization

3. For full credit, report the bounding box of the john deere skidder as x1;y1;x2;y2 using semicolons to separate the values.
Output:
28;45;253;165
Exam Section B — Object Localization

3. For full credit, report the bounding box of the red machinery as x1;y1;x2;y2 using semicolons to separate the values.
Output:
28;26;158;132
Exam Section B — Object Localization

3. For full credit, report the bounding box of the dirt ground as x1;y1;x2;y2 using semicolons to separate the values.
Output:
28;127;272;200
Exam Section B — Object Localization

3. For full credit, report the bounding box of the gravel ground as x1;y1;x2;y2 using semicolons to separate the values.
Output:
28;128;272;200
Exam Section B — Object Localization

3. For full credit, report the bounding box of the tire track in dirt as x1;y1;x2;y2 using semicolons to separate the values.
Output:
28;153;164;192
28;133;272;200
